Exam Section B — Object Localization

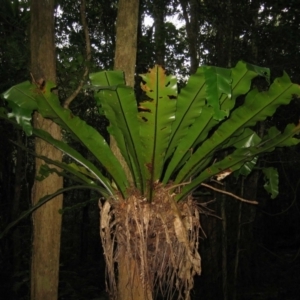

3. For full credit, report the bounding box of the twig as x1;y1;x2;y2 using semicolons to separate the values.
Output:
210;178;224;185
63;0;91;108
165;180;191;191
200;183;258;205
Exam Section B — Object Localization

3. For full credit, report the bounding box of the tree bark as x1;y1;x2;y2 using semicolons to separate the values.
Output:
153;0;166;66
221;187;228;300
180;0;199;74
12;131;23;275
113;0;151;299
30;1;63;299
117;245;152;300
114;0;139;87
112;0;140;185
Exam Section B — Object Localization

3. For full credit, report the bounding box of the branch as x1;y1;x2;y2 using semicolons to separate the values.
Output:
63;0;91;108
201;183;258;205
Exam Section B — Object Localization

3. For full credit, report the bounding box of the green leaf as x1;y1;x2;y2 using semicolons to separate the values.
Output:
176;122;300;201
89;69;123;116
164;67;207;161
163;107;214;183
90;71;146;193
36;164;57;181
67;162;99;181
203;66;231;120
35;162;103;190
234;156;258;177
138;65;177;195
228;61;270;104
263;167;279;199
176;72;300;183
163;61;269;183
227;128;261;177
221;128;261;150
2;81;129;196
33;128;114;197
2;81;37;135
36;160;95;184
10;130;113;197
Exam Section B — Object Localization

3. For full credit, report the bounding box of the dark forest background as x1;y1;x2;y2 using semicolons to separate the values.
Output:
1;0;300;299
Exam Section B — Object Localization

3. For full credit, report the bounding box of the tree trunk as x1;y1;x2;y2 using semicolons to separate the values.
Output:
114;0;139;87
153;0;166;66
180;0;199;74
214;0;233;67
221;187;228;300
112;0;140;185
117;245;152;300
113;0;148;299
30;1;63;299
12;131;23;275
232;179;244;300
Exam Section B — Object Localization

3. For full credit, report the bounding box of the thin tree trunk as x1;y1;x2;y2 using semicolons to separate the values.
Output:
232;3;260;298
226;0;233;68
180;0;199;74
12;131;23;274
30;1;63;299
250;0;260;64
221;185;228;300
232;179;244;300
153;0;166;66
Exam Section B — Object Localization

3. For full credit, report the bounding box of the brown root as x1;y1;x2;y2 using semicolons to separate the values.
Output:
99;186;201;300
